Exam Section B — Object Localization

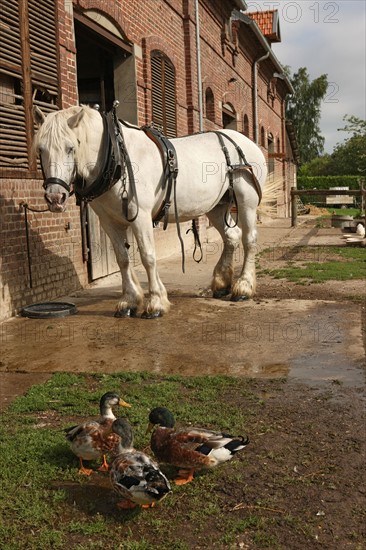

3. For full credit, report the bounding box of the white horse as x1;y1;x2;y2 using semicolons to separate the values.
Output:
33;105;267;318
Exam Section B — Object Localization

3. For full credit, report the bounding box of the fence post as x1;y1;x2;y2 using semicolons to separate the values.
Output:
291;187;297;227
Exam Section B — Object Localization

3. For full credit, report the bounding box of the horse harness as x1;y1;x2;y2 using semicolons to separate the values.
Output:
45;103;262;267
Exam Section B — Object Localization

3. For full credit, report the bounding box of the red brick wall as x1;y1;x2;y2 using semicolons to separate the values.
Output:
0;179;87;320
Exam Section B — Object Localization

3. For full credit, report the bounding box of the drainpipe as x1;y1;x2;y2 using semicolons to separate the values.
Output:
195;0;204;131
253;51;269;144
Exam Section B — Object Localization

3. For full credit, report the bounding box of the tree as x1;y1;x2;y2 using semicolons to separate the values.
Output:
286;67;328;164
330;115;366;176
299;115;366;177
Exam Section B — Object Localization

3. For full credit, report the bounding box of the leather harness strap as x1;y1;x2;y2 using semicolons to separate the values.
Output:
142;126;178;228
142;125;188;271
214;131;263;205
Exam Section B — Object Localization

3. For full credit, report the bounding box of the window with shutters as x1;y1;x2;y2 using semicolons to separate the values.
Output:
0;0;60;175
151;51;177;138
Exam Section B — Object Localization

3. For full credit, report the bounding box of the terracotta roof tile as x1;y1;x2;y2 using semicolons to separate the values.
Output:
249;10;281;43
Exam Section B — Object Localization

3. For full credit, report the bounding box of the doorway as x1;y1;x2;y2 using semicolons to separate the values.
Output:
74;12;136;280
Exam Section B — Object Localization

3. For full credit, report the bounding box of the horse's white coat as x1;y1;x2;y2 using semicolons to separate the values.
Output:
33;105;267;316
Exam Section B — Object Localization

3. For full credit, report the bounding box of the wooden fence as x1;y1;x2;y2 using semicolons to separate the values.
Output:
290;187;366;227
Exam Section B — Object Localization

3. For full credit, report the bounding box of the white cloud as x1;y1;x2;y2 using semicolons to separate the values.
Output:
246;0;366;153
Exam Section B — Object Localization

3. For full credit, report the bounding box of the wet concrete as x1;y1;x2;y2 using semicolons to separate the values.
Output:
0;217;364;405
1;295;364;386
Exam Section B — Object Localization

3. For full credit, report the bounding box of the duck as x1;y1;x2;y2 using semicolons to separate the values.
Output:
356;223;365;238
147;407;249;485
64;391;131;475
110;417;172;509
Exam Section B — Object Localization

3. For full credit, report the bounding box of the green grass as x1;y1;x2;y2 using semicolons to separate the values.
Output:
261;246;366;283
1;372;275;550
325;207;363;217
1;373;362;549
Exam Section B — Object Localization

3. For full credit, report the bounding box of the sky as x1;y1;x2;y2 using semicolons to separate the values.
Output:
245;0;366;153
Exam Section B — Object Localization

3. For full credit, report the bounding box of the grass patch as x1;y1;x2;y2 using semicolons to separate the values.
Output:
260;246;365;283
1;372;362;549
325;207;362;217
0;372;273;550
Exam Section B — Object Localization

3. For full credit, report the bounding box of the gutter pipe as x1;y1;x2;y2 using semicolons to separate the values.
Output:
253;51;269;144
231;10;294;144
195;0;204;132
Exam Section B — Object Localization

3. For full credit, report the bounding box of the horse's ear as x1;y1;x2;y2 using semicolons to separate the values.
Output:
67;109;85;130
33;106;45;127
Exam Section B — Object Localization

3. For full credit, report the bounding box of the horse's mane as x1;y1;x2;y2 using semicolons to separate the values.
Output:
33;106;101;174
33;105;97;151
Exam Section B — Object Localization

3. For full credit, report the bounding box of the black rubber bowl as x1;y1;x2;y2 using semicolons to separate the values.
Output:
21;302;78;319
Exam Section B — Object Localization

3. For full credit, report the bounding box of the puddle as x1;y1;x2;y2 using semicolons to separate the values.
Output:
290;354;365;388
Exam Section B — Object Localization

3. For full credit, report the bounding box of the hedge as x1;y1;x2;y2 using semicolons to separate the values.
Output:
297;175;364;190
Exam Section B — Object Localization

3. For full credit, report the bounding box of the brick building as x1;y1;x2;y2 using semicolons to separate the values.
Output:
0;0;296;321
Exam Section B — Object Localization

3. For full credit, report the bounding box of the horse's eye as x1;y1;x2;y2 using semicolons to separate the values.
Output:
66;146;74;155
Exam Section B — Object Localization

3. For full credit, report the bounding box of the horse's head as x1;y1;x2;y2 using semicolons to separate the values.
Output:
33;106;98;212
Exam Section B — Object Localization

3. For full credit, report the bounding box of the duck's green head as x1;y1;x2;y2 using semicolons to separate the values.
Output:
148;407;175;430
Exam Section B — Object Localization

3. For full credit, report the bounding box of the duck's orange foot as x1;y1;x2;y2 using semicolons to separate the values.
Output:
97;456;109;472
78;466;94;476
175;468;195;485
141;502;155;509
78;458;94;476
116;500;138;509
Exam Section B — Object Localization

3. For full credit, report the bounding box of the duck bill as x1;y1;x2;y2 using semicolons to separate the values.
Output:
119;399;132;408
145;422;154;435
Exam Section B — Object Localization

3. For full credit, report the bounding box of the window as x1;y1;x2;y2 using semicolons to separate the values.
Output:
260;126;265;147
205;87;215;123
0;0;60;174
268;132;274;174
151;51;177;138
222;102;236;130
243;114;249;137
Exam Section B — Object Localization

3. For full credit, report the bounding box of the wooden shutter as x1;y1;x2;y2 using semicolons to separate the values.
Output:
0;0;27;168
151;51;177;138
0;0;59;173
29;0;59;106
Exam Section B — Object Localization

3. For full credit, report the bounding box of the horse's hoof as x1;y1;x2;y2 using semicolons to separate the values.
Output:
141;310;162;319
114;307;137;318
213;288;231;299
231;295;250;302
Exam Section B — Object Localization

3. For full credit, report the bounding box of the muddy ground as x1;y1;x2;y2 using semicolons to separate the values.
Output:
0;216;365;548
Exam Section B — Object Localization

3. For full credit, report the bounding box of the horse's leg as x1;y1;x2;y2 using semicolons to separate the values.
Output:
91;211;144;317
231;187;259;301
114;234;145;317
131;212;171;318
207;204;242;298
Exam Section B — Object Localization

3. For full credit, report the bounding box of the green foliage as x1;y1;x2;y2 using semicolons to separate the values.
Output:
299;115;366;177
338;115;366;136
286;67;328;164
330;134;366;176
297;175;362;190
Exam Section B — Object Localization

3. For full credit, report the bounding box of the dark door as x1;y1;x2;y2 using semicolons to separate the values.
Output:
74;15;136;280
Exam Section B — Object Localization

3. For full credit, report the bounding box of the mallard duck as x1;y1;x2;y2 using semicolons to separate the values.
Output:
110;417;171;509
65;391;131;475
147;407;249;485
